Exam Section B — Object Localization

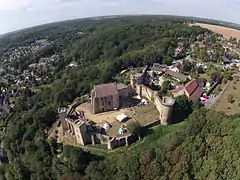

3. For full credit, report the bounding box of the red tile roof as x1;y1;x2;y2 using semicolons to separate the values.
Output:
185;79;203;100
94;83;118;98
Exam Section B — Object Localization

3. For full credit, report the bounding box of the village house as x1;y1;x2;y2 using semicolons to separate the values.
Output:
165;69;188;82
171;79;203;101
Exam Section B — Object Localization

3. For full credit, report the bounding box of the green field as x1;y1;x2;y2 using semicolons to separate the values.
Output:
214;77;240;115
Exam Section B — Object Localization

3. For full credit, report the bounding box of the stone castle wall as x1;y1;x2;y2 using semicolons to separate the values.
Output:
134;84;174;125
136;84;156;101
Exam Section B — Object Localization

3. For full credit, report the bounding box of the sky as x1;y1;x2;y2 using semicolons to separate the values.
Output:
0;0;240;34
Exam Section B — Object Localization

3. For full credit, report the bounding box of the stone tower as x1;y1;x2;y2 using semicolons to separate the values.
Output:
160;97;175;125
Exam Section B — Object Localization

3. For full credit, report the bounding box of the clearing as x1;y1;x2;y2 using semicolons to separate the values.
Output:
193;23;240;40
214;76;240;115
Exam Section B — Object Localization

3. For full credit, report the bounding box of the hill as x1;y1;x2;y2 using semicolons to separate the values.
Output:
83;109;240;180
0;15;239;179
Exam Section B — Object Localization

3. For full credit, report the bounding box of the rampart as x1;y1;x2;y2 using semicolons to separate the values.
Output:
135;84;175;125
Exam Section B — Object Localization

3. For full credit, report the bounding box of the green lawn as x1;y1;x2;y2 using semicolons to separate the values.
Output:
214;77;240;115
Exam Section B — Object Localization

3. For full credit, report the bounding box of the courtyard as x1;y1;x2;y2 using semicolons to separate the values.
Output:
75;98;159;137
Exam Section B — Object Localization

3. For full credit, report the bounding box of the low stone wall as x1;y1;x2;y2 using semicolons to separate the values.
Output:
107;134;132;150
144;119;160;128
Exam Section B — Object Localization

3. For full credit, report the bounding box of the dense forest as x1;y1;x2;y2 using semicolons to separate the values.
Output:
0;16;239;179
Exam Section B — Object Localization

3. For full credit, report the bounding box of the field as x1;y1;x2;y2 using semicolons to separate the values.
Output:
193;23;240;40
214;77;240;115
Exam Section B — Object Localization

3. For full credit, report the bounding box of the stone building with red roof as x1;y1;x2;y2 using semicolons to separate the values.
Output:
185;79;203;100
171;79;203;101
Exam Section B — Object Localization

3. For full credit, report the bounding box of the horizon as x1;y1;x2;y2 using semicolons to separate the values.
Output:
1;14;240;37
0;0;240;35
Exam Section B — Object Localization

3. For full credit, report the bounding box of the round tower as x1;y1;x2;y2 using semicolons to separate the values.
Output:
160;96;175;125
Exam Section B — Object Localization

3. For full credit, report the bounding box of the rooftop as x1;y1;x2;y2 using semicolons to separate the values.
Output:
165;69;188;82
185;79;203;100
94;83;118;98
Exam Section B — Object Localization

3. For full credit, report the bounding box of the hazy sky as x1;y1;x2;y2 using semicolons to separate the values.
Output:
0;0;240;34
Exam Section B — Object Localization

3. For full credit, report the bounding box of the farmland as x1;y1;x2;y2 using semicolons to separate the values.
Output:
194;23;240;40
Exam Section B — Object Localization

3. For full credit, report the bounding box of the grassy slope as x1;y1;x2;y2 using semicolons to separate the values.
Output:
214;77;240;115
82;122;184;158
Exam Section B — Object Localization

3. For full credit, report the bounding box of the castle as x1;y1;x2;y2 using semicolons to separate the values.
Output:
90;66;175;125
59;66;175;150
91;65;175;125
130;67;175;125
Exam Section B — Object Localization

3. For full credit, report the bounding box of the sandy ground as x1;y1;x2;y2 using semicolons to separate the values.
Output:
49;100;159;145
75;101;159;137
193;23;240;40
76;102;130;125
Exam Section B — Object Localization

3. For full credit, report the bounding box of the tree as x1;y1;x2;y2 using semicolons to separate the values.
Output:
222;70;232;80
228;94;234;104
163;57;172;66
211;72;221;83
161;80;172;94
0;16;214;180
139;149;156;165
172;95;192;123
223;78;228;84
127;121;143;141
197;66;204;74
192;99;201;110
181;60;195;73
